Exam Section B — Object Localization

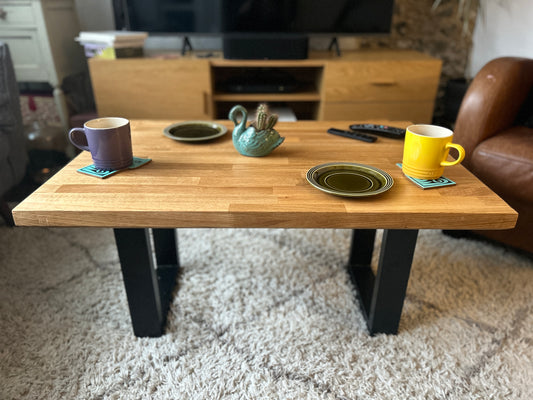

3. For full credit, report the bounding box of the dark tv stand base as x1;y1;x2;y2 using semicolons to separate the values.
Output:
223;36;308;60
328;37;341;57
181;36;193;56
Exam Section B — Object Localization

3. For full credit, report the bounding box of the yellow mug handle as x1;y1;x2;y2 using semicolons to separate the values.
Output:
441;143;465;167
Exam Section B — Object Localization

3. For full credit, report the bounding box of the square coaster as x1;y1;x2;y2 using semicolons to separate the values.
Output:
396;163;456;189
128;157;152;169
77;157;152;178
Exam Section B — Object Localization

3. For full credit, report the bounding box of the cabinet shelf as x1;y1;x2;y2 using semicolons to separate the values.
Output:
212;90;321;102
211;65;323;119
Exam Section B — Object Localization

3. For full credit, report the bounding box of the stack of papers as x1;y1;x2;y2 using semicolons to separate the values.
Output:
76;31;148;59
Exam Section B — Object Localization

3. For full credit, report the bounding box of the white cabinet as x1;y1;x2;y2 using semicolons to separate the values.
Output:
0;0;85;129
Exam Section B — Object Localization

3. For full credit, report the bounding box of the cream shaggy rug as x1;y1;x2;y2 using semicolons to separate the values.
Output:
1;223;532;399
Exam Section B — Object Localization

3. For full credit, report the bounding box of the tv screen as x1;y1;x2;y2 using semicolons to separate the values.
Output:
114;0;394;36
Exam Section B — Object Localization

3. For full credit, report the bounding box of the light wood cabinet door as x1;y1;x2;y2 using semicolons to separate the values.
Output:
323;59;441;102
320;57;442;123
89;58;212;120
321;102;436;124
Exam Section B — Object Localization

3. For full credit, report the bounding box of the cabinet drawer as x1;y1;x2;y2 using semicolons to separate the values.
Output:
324;60;441;103
321;101;435;124
0;3;35;27
0;31;48;81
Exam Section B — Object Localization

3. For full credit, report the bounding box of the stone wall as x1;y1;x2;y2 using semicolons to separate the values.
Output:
317;0;479;121
380;0;478;120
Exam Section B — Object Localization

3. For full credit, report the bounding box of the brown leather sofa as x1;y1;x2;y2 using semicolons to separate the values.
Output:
451;57;533;254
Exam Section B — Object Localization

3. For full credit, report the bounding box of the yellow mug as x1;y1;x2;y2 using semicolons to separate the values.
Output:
402;124;465;180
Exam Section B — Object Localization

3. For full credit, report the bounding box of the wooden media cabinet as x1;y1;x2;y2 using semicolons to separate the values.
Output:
88;49;442;123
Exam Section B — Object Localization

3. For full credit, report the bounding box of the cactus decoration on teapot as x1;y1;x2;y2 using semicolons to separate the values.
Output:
229;104;284;157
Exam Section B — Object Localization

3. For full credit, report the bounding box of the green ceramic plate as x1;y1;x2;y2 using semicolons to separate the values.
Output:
306;162;394;197
163;121;227;142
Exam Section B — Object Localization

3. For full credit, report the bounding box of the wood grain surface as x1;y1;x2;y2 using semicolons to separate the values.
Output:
89;58;212;120
13;120;517;229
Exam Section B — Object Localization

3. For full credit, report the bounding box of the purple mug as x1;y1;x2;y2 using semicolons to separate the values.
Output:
69;117;133;170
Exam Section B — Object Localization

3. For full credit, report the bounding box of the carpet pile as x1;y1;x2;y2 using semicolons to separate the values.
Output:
1;224;531;399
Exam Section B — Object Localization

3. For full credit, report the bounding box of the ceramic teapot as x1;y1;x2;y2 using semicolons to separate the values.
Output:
228;104;284;157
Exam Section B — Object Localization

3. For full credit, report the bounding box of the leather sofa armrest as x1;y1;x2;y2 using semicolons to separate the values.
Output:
453;57;533;168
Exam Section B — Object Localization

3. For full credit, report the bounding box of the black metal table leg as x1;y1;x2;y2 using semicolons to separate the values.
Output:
114;228;180;337
347;229;418;335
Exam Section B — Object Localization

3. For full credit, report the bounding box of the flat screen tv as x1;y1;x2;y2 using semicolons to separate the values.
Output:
113;0;395;59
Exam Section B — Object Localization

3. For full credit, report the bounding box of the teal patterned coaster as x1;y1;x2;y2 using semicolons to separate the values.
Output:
396;163;456;189
78;157;152;179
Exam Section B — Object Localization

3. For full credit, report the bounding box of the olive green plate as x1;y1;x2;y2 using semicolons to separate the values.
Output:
306;162;394;197
163;121;227;142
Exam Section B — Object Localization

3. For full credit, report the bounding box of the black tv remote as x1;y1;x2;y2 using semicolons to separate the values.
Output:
349;124;406;139
327;128;377;143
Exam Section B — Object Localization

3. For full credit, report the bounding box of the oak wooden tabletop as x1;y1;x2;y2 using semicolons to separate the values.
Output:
13;120;517;230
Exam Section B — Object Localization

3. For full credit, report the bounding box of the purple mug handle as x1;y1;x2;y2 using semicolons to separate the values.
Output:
68;127;90;151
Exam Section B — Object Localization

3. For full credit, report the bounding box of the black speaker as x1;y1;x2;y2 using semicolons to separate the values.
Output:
223;36;309;60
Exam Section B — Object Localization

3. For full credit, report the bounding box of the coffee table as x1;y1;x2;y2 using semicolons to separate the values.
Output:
13;120;517;337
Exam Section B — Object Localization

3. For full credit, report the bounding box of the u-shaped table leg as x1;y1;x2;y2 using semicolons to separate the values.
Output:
347;229;419;335
113;228;180;337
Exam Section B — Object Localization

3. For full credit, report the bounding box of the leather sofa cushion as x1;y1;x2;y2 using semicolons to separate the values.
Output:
474;196;533;253
471;126;533;204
